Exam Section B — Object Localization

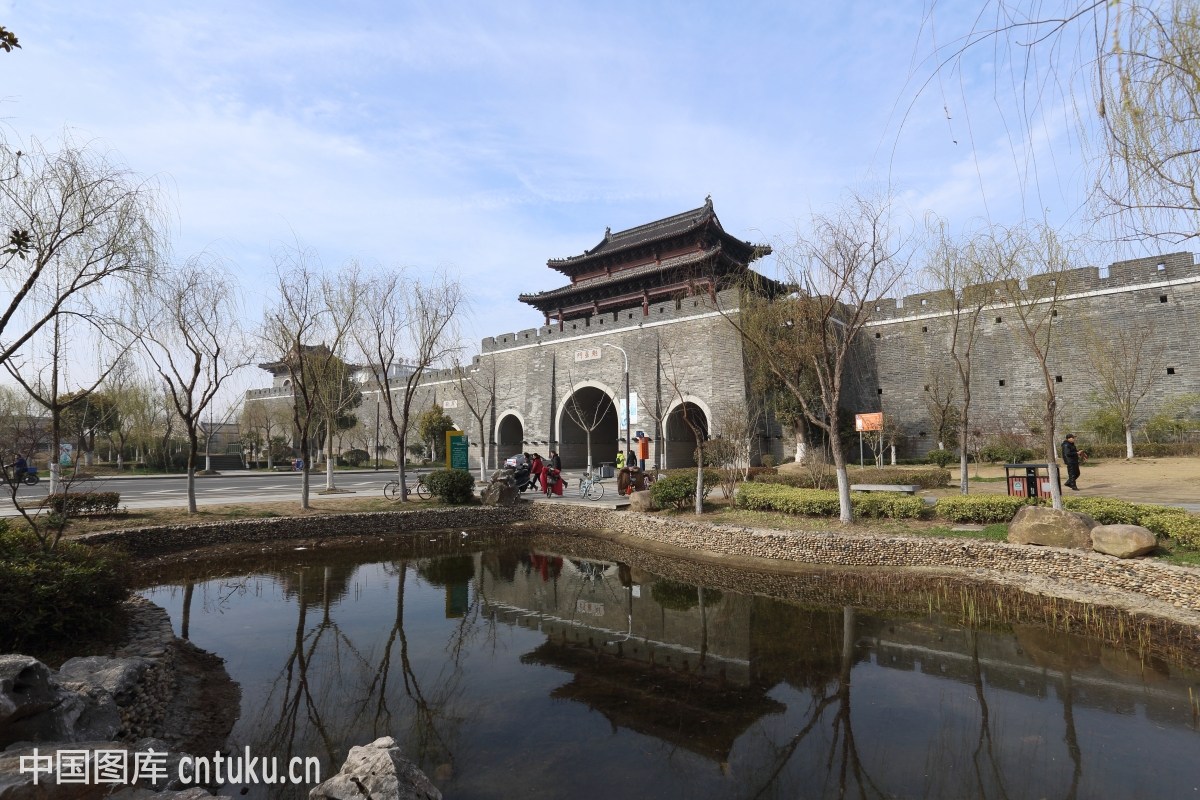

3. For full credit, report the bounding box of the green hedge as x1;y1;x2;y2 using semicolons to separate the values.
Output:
757;467;948;490
1082;442;1200;458
926;449;956;468
735;483;927;519
1062;497;1200;548
651;469;719;511
0;525;128;650
39;491;121;515
934;495;1032;523
424;469;476;504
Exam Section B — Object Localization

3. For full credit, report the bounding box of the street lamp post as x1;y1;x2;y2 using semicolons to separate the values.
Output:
603;343;630;465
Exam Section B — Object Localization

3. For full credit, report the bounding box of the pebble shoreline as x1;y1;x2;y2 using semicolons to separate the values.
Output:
78;503;1200;630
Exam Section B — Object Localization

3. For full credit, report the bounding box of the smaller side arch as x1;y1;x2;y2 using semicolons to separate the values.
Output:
495;410;526;466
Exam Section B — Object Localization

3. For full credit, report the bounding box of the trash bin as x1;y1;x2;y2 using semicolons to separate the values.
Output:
1004;463;1057;499
599;462;615;478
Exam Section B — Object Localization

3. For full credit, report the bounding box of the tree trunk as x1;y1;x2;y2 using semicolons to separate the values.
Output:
694;443;703;516
186;429;199;514
1125;425;1135;459
324;424;336;490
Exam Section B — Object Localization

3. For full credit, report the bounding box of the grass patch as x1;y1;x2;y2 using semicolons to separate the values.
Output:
1153;544;1200;567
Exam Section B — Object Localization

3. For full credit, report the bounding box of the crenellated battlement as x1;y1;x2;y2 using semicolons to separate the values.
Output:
481;289;734;353
868;252;1198;321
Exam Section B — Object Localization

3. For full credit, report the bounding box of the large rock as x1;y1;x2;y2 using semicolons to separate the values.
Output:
480;469;520;507
1007;505;1096;549
628;490;655;512
0;657;59;730
0;658;119;749
1091;524;1158;558
309;737;440;800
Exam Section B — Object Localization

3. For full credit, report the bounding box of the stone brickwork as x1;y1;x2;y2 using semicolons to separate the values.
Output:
433;288;753;470
849;252;1200;457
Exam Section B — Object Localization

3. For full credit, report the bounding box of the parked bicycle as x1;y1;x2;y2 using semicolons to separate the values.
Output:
384;474;431;501
577;470;605;501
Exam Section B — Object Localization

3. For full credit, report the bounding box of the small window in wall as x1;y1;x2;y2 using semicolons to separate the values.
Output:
1048;279;1057;287
923;384;930;392
628;313;634;319
920;298;928;306
1168;367;1176;375
693;300;699;307
919;431;927;437
874;305;881;312
598;318;603;324
995;316;1002;323
1051;309;1058;317
1055;375;1063;383
674;298;681;310
874;332;881;339
1160;295;1168;303
571;324;577;330
659;307;664;313
999;379;1006;387
921;326;928;333
1158;261;1166;271
877;388;883;395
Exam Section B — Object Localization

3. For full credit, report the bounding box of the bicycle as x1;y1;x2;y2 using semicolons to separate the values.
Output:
384;474;431;501
577;470;605;501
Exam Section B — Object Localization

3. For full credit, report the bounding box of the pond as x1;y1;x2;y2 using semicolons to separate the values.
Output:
139;528;1200;800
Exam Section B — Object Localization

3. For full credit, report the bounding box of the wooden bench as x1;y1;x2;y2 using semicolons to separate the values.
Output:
850;483;920;495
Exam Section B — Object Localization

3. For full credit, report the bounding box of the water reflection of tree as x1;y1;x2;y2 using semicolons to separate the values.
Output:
750;607;883;800
242;554;481;795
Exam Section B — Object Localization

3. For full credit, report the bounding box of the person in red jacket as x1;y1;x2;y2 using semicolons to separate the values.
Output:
530;453;545;492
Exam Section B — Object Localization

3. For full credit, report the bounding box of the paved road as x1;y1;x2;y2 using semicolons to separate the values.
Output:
0;470;425;514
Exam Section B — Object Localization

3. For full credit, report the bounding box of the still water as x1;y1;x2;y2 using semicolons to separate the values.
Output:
140;528;1200;800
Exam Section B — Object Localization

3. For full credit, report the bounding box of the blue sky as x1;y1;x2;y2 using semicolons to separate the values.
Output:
2;1;1131;386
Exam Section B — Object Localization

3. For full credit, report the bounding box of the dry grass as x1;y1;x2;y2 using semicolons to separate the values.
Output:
9;496;441;538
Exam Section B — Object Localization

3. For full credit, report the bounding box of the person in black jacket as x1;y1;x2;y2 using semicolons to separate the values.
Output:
1061;434;1083;490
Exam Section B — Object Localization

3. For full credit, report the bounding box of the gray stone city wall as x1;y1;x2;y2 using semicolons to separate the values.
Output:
850;252;1200;457
430;288;753;470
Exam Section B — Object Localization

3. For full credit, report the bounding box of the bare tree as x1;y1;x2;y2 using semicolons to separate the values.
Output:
0;136;162;493
262;247;328;509
727;194;911;522
926;222;1004;494
0;136;162;372
711;400;758;500
134;256;250;513
353;269;464;501
917;2;1200;242
240;400;291;469
454;357;501;480
561;373;615;475
660;348;708;515
1084;320;1166;458
313;264;364;492
993;223;1073;509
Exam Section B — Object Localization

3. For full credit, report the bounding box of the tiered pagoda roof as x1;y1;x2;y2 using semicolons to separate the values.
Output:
518;197;779;324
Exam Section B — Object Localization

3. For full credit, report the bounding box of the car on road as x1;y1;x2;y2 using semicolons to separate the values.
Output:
504;453;527;468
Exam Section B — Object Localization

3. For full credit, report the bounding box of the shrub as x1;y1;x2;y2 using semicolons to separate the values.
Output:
979;443;1034;464
934;495;1031;523
735;483;927;519
0;524;129;651
755;472;829;488
343;448;370;467
423;469;476;504
1059;497;1200;549
1139;510;1200;548
651;470;719;511
39;491;121;515
746;466;778;481
1080;442;1200;458
926;449;955;468
760;454;777;469
853;467;949;489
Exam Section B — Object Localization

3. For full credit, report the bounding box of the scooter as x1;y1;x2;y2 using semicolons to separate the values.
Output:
9;465;39;486
512;464;535;492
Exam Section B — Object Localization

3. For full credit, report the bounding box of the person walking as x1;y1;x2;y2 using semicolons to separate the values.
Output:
1061;434;1083;490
